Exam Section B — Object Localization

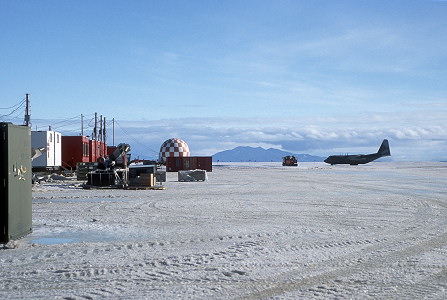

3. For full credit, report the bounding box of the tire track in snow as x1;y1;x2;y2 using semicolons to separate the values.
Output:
234;196;447;299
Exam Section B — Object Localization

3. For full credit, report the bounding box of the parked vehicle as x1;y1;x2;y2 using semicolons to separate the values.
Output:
282;155;298;166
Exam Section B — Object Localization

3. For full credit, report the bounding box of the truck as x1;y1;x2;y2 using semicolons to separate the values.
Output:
282;155;298;166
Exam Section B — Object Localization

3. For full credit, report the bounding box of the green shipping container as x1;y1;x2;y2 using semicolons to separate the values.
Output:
0;122;32;243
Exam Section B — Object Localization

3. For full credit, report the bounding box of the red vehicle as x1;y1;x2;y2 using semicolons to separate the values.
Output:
282;155;298;166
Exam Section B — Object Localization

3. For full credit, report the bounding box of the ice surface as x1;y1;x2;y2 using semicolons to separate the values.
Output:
1;162;447;299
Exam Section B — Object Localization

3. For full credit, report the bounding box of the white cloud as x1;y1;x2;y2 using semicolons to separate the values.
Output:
92;111;447;161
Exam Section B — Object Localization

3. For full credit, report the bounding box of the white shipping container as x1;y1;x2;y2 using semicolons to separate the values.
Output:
54;131;61;166
32;131;62;168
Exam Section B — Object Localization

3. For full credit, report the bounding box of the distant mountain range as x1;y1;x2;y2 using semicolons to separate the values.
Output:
212;146;325;162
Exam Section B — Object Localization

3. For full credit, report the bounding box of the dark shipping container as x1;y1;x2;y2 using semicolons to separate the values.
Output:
166;156;212;172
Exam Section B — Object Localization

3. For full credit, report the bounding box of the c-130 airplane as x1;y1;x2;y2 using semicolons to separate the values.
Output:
324;139;391;165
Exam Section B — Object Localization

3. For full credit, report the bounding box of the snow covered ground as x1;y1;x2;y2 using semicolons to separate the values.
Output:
1;162;447;299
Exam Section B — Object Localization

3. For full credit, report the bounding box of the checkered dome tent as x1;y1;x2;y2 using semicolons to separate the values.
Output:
159;138;190;163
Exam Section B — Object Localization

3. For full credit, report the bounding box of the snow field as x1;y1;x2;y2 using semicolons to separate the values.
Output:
1;162;447;299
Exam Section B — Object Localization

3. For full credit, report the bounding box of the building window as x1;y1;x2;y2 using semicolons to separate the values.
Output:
83;142;89;157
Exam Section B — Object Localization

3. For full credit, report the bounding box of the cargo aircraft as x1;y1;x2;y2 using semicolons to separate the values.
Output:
324;139;391;165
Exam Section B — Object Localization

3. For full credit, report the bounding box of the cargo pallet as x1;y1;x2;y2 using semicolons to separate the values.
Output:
126;186;166;190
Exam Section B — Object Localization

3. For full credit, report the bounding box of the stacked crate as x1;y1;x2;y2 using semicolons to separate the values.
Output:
76;162;98;180
129;173;155;187
128;165;157;187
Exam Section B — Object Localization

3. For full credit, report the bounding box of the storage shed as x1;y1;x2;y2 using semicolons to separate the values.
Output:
166;156;212;172
90;140;107;163
31;130;62;169
61;136;90;169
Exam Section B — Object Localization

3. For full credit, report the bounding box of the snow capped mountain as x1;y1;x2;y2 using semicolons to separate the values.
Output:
212;146;324;162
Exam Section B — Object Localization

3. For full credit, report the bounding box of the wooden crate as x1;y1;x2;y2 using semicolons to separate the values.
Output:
129;173;155;187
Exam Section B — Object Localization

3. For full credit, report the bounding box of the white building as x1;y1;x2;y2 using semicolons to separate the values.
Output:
31;130;62;169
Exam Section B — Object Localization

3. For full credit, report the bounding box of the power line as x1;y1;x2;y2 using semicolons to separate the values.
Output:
1;111;24;123
0;100;26;119
51;120;80;130
50;115;80;126
0;98;25;110
87;117;96;127
114;120;158;154
50;117;81;131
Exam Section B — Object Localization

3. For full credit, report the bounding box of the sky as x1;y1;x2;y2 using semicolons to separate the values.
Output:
1;0;447;161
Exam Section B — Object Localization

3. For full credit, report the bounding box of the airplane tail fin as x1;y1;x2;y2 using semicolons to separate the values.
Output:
377;139;391;157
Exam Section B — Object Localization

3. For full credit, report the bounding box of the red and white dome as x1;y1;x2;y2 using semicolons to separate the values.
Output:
159;138;190;163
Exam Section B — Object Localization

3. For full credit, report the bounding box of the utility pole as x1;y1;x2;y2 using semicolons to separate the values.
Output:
103;117;107;157
94;112;98;140
81;114;84;136
112;118;115;146
103;117;106;145
24;93;31;127
99;115;103;143
99;115;103;156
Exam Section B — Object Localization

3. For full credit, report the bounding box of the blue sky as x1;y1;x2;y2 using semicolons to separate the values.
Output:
1;0;447;161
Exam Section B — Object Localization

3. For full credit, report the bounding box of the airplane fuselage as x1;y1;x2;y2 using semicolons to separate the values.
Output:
324;153;381;165
324;139;391;165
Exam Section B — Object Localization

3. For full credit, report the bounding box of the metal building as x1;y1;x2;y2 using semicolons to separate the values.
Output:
31;130;62;169
61;136;90;169
0;123;32;242
166;156;213;172
89;140;106;164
